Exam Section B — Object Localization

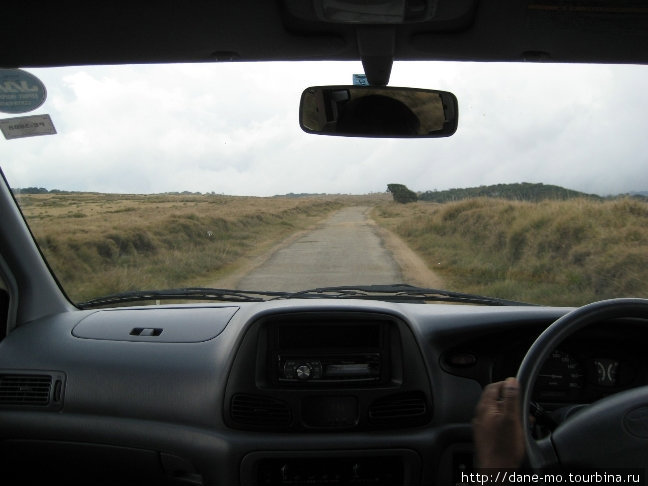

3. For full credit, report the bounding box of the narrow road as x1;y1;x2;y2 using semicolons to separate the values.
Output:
235;206;442;292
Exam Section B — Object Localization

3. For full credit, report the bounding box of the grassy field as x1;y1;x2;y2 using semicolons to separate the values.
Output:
372;198;648;306
16;191;648;307
15;192;384;303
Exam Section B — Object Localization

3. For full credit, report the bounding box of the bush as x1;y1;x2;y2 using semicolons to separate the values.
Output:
387;184;418;204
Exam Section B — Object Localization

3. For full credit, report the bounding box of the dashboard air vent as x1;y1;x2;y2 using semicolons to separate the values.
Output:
230;394;291;427
369;391;430;427
0;374;52;406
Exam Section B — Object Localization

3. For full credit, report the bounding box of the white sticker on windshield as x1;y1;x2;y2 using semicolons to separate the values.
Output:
0;114;57;140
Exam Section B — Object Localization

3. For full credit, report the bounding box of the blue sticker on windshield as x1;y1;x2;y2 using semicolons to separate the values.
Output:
353;74;369;86
0;69;47;114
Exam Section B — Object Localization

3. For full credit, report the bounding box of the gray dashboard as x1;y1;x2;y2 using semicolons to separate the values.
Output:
2;298;626;485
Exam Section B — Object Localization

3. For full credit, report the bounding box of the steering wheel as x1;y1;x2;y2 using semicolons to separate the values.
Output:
517;298;648;469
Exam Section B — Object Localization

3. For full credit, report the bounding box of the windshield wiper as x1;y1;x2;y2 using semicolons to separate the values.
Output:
76;287;288;309
77;284;534;309
276;284;536;306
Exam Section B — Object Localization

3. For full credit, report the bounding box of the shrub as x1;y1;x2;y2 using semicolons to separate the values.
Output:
387;184;418;204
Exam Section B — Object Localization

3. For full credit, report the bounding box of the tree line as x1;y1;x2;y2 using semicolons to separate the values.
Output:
387;182;610;204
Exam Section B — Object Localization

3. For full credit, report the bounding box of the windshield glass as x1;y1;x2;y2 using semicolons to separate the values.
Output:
3;61;648;307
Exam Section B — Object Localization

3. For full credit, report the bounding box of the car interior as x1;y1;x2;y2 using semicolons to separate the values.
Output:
1;1;648;485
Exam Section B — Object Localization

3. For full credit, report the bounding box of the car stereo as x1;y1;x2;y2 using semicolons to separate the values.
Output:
268;320;389;386
278;353;381;383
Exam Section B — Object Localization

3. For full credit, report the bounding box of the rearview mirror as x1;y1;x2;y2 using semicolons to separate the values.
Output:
299;86;458;138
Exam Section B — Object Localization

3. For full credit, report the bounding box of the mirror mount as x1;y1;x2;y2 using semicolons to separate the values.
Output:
361;56;393;86
357;27;394;86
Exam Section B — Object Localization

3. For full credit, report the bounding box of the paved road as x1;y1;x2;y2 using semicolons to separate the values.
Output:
237;206;403;291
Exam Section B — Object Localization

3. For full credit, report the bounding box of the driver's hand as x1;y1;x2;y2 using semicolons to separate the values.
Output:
472;377;525;470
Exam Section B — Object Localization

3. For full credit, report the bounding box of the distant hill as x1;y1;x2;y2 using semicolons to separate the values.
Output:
628;191;648;200
11;187;74;195
418;183;602;203
273;193;327;198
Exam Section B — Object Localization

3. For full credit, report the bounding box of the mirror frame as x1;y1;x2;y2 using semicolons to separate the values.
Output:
299;85;458;138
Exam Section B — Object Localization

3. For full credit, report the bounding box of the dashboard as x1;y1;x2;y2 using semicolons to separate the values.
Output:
440;319;648;407
0;299;647;485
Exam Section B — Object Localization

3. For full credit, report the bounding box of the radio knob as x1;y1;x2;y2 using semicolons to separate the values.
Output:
296;364;312;380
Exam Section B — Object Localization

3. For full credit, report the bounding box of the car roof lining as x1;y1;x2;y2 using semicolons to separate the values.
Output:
2;1;648;69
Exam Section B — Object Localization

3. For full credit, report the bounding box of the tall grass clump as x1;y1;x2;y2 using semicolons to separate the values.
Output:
373;198;648;306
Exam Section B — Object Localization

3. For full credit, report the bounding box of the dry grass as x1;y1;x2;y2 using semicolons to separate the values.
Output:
24;190;639;307
16;192;385;303
372;198;648;306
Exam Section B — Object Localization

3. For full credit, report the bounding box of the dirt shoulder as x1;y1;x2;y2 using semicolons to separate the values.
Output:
368;217;445;289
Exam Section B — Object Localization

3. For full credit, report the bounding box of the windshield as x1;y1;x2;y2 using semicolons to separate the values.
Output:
3;61;648;307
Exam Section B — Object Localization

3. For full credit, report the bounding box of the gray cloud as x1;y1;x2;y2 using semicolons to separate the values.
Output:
2;61;647;196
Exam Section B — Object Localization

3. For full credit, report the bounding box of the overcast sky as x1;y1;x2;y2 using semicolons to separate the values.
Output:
2;61;647;197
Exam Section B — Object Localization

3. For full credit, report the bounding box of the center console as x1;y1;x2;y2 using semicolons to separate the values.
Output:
240;450;421;486
224;311;433;431
223;311;434;485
